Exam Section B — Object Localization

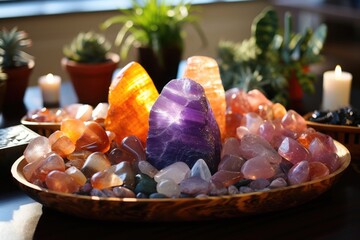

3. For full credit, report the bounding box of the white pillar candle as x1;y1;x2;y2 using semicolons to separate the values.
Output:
322;65;352;111
38;73;61;106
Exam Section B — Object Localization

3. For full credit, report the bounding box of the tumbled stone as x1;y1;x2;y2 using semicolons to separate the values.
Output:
60;119;86;143
179;176;210;196
278;137;311;165
225;112;243;139
269;177;288;189
209;180;228;196
81;152;111;177
211;170;243;187
248;178;270;190
112;161;136;190
92;102;109;121
138;160;159;178
190;159;211;182
221;137;241;159
309;161;330;180
45;170;80;193
218;154;245;172
65;150;91;169
134;173;157;195
121;135;146;164
156;179;181;198
240;112;264;135
308;137;341;172
239;134;282;164
49;130;76;157
91;168;123;189
75;121;110;153
154;161;190;184
225;88;251;114
113;186;136;198
146;78;221;173
24;136;51;163
227;185;239;195
246;89;273;112
241;156;276;180
281;110;307;134
65;166;87;186
107;147;136;165
288;160;310;185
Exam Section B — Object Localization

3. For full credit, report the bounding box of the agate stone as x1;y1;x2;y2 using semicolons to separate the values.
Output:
146;78;221;173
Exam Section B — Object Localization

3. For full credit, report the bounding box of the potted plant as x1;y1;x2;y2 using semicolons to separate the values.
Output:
101;0;207;92
217;7;327;108
62;31;120;106
0;27;34;108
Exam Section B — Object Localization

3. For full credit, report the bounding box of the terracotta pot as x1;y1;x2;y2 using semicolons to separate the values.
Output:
3;59;35;106
137;46;182;92
62;53;119;106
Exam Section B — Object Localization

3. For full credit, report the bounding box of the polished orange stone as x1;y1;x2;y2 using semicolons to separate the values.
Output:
105;61;159;145
76;121;110;153
182;56;226;139
60;119;86;143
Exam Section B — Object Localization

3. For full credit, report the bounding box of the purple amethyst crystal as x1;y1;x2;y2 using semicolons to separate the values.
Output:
146;78;221;173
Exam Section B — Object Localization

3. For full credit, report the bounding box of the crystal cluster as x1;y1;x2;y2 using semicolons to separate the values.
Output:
21;58;342;199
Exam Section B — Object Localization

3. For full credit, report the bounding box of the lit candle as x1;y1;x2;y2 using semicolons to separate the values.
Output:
38;73;61;107
322;65;352;111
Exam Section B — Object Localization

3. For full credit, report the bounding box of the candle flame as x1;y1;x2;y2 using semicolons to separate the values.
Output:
45;73;56;83
335;65;342;77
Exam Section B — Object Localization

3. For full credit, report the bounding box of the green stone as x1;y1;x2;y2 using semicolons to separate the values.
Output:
134;173;157;194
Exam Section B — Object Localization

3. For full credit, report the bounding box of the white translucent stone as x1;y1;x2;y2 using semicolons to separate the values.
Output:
190;159;211;182
156;179;181;197
24;136;51;163
154;162;190;184
65;166;87;186
92;102;109;120
138;161;159;178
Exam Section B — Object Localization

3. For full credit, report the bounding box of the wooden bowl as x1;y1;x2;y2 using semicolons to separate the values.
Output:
304;112;360;159
21;117;60;137
11;141;351;222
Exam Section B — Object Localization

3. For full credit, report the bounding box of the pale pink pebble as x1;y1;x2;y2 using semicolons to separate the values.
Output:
218;154;245;172
23;152;65;183
241;156;276;180
239;134;282;164
210;170;243;187
240;112;263;134
236;126;250;139
91;168;123;189
65;166;87;186
259;120;276;143
221;137;241;158
138;160;159;178
246;89;272;112
308;138;341;172
156;179;181;197
309;162;330;180
24;136;51;163
92;102;109;120
154;162;190;184
278;137;311;164
45;170;81;193
281;110;307;133
288;160;310;185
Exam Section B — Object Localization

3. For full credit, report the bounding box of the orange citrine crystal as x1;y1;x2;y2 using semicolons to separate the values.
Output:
182;56;226;139
105;61;159;145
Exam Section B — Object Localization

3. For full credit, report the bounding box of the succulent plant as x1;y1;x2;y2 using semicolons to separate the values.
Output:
217;7;327;105
0;27;33;68
63;31;112;63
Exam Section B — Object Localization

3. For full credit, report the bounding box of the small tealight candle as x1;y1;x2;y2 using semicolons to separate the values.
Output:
38;73;61;107
322;65;352;111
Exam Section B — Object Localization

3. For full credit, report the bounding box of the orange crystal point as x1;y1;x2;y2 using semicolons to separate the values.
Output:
105;61;159;145
182;56;226;139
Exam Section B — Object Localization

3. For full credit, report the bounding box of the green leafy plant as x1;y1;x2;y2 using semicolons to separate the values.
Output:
100;0;206;61
217;7;327;105
63;31;112;63
0;27;33;68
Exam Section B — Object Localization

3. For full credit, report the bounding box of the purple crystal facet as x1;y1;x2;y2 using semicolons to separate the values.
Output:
146;78;221;173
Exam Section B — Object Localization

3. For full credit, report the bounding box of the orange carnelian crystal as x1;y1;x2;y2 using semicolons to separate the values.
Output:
105;61;159;145
182;56;226;140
